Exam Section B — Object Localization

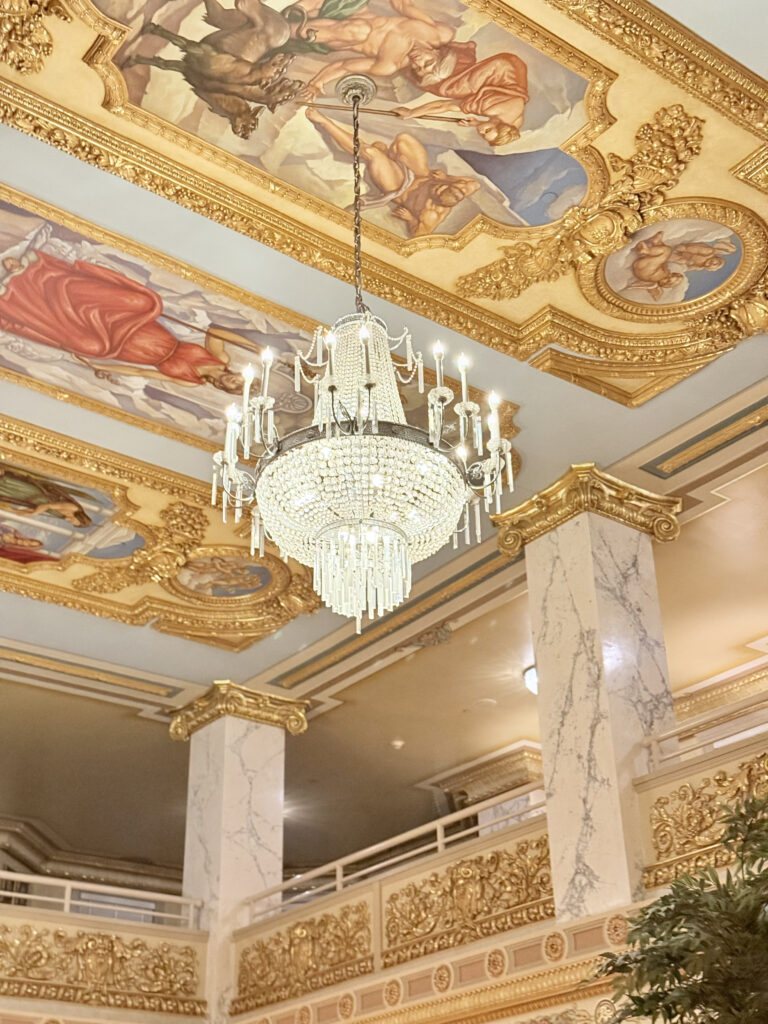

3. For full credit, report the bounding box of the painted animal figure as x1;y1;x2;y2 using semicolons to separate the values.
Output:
124;0;309;138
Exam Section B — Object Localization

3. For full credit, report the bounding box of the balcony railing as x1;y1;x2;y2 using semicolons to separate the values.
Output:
649;688;768;765
242;781;545;926
0;868;200;928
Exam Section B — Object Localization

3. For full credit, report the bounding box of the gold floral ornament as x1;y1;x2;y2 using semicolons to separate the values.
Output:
72;502;208;593
0;0;70;74
169;680;309;740
493;463;682;560
383;834;554;967
456;105;703;301
644;750;768;888
0;922;204;1014
231;902;373;1013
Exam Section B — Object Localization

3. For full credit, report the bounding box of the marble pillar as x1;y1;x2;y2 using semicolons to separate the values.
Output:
495;464;682;920
170;681;308;1022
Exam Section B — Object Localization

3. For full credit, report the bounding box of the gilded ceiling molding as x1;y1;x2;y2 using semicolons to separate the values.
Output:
492;463;682;559
674;668;768;721
527;348;718;407
644;749;768;889
0;0;70;75
544;0;768;141
383;833;554;967
231;900;372;1013
647;399;768;477
0;919;205;1014
424;746;545;805
733;146;768;195
456;105;704;301
169;680;309;740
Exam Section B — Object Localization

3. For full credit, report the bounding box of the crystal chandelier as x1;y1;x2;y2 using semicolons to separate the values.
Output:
213;76;515;631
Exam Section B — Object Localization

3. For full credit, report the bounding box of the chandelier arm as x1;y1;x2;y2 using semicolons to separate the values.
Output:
330;387;357;434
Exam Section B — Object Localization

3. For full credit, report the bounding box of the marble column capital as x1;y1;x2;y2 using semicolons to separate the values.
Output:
169;680;309;741
492;462;682;560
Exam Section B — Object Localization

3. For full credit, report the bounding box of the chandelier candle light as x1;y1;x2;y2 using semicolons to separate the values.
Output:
212;75;515;631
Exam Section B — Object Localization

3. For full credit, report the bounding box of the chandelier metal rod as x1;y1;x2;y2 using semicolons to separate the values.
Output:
351;91;367;316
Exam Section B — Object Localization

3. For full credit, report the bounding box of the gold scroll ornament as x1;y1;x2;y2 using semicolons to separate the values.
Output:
0;0;70;74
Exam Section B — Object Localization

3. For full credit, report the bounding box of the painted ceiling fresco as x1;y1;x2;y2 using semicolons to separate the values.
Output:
0;0;766;406
0;188;516;447
0;415;321;649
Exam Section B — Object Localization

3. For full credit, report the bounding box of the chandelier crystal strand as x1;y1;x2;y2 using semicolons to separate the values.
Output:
212;75;516;632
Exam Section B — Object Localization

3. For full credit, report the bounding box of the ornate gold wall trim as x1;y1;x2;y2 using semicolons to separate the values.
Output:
675;667;768;720
643;749;768;889
71;0;616;256
577;198;768;322
0;920;205;1015
493;462;682;559
544;0;768;142
170;680;309;740
0;0;71;75
456;105;704;302
733;145;768;194
383;834;554;967
232;901;372;1013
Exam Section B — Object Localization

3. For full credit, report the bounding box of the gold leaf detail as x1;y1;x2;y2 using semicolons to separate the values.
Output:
231;902;373;1014
383;834;554;967
456;105;703;301
0;0;70;74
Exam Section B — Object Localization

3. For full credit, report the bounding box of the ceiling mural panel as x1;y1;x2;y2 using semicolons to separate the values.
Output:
0;186;518;446
0;414;321;648
0;0;766;407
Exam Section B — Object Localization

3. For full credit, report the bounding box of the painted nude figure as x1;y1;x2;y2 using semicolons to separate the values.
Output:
625;231;738;300
305;108;479;236
298;0;455;98
670;238;737;271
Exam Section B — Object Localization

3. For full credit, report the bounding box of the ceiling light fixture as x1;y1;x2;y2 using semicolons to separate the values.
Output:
212;75;515;631
523;665;538;695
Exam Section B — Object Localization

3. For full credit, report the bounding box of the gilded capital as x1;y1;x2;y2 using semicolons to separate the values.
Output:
170;680;308;740
492;463;682;559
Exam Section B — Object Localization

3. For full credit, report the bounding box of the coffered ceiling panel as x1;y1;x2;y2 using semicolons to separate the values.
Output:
0;0;766;405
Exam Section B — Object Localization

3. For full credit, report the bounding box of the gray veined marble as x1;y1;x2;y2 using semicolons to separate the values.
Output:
526;512;674;920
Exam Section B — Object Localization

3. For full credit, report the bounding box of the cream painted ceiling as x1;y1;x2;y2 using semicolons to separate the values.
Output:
0;1;766;879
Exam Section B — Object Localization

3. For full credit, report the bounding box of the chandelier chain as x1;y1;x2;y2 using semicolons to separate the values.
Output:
351;92;367;315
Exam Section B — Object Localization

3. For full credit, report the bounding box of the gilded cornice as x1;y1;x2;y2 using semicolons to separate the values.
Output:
169;680;309;740
456;105;704;301
545;0;768;142
0;0;70;74
674;667;768;721
492;463;682;559
733;146;768;195
427;746;544;804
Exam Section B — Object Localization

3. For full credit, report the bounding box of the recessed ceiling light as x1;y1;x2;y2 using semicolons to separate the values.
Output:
523;665;538;695
390;738;405;750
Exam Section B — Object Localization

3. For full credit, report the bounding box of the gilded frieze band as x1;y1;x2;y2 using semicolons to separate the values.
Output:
644;750;768;888
0;921;205;1014
383;833;554;967
232;901;373;1014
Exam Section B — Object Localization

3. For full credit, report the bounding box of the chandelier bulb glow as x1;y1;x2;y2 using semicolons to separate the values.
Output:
211;74;516;632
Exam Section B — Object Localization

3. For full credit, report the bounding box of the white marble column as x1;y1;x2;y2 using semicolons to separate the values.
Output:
171;681;308;1022
495;464;681;920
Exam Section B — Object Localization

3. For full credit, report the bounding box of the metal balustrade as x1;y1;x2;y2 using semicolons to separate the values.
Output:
0;868;200;929
241;781;546;925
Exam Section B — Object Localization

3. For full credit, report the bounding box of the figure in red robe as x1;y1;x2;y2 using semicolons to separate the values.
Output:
398;45;529;147
0;251;243;392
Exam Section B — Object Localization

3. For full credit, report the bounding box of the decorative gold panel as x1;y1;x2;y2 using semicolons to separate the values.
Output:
383;833;554;967
644;750;768;888
0;0;765;406
231;901;373;1014
0;921;205;1014
0;415;318;649
493;462;681;559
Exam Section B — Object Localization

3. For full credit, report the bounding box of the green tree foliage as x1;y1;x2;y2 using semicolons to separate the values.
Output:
598;794;768;1023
